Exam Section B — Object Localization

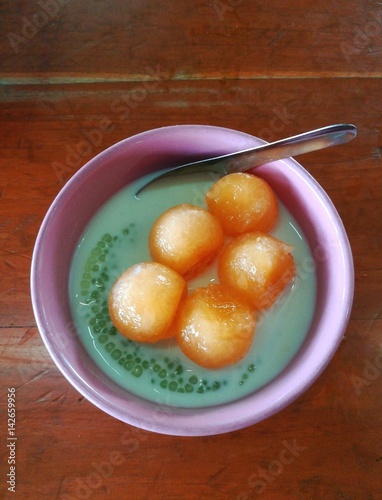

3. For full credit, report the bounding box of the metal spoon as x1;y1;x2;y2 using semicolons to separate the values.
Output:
135;124;357;196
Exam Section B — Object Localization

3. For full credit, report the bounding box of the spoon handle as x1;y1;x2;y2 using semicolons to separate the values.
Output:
135;124;357;196
214;123;358;173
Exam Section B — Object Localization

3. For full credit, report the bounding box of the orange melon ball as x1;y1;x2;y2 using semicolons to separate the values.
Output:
176;284;256;369
218;232;296;310
205;172;278;236
149;204;224;280
108;262;187;343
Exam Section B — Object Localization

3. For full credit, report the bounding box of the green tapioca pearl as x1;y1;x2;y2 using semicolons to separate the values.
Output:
93;325;101;333
169;381;178;391
185;384;193;393
91;305;100;313
111;349;122;360
85;258;97;271
81;280;90;289
159;369;167;379
91;247;102;257
102;233;113;243
189;375;198;385
160;380;168;389
197;385;205;393
105;342;115;353
174;365;183;375
124;359;135;371
132;366;143;378
91;290;99;300
97;240;106;249
153;364;161;373
142;360;149;370
248;363;255;372
123;228;130;235
99;334;108;344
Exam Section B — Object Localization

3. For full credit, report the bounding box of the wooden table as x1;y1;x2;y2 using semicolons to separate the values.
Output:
1;1;381;498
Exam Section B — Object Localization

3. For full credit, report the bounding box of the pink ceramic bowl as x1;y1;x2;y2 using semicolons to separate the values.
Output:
31;125;354;436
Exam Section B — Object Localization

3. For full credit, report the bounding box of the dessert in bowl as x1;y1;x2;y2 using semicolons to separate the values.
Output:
31;125;354;436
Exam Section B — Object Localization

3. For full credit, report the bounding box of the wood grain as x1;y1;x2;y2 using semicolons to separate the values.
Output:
1;0;382;498
1;0;382;78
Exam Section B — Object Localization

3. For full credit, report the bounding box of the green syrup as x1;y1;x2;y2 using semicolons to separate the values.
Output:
69;171;316;408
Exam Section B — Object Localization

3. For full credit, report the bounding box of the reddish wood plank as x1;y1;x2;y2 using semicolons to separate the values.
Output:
1;0;382;78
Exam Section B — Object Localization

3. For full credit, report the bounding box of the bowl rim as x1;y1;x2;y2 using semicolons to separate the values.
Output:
31;124;354;436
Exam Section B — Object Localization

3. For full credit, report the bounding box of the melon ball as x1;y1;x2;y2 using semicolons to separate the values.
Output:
205;172;278;236
149;203;224;279
218;232;295;310
176;284;256;369
108;262;187;343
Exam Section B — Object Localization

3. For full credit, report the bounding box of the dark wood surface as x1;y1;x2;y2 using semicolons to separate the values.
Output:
1;1;382;498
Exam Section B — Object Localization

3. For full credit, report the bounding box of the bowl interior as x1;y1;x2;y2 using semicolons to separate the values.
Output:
31;125;354;436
